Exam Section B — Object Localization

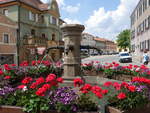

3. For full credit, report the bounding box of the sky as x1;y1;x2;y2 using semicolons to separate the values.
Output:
42;0;140;41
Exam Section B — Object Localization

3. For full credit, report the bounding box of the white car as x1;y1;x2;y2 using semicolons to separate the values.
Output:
119;52;132;63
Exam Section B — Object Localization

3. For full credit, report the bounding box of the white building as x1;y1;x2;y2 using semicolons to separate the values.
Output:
131;0;150;57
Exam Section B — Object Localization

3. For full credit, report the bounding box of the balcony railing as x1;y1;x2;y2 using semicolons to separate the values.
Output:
23;35;47;46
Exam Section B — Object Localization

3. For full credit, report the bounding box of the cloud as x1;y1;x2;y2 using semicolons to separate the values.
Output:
85;0;139;40
64;18;81;24
62;3;80;14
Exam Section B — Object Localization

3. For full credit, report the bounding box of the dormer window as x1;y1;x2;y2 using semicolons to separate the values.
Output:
3;9;8;16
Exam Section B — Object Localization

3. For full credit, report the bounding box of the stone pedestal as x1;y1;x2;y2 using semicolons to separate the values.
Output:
61;24;85;82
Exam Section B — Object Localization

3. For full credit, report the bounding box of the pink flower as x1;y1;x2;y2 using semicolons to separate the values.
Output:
4;76;11;79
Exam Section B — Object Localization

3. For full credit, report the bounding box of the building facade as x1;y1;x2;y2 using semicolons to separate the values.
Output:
94;37;117;54
105;40;117;53
0;0;64;64
81;33;96;55
94;37;106;51
0;14;17;64
131;0;150;57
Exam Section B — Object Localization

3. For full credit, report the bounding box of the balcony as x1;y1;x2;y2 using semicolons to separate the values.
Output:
23;35;47;46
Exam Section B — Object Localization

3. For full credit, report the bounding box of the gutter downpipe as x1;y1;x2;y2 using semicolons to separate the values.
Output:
17;0;21;66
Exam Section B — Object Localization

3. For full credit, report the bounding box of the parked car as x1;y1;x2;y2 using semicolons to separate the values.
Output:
119;52;132;63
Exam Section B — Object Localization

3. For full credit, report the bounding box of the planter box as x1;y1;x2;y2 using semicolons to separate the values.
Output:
105;105;150;113
97;71;104;78
103;74;132;81
83;70;97;76
0;106;99;113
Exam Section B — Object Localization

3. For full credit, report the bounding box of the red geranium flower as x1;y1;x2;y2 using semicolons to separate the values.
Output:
0;70;3;75
46;74;56;82
42;84;51;90
103;81;112;87
80;84;92;93
95;92;103;99
11;64;16;67
102;89;108;95
4;64;11;71
113;82;121;90
30;82;38;89
36;77;45;85
18;85;26;89
56;77;64;83
117;92;126;100
92;86;102;94
22;77;33;84
36;88;46;96
121;82;129;88
128;85;136;92
73;78;84;87
31;61;37;66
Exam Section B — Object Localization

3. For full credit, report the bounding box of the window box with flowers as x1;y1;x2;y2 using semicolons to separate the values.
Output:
104;77;150;113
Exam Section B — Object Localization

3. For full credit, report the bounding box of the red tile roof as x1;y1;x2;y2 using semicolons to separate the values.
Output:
94;37;107;42
0;0;49;11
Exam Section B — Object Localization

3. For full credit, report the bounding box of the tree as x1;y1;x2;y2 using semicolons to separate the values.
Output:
116;29;131;50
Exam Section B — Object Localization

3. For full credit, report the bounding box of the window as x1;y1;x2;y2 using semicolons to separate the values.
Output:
42;33;46;38
35;14;38;22
31;29;35;36
41;15;44;23
52;17;57;25
3;9;8;16
52;34;55;41
148;40;150;50
29;11;35;21
145;0;147;10
145;18;149;29
3;34;9;43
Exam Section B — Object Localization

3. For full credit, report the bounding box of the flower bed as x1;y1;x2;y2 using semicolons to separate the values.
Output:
81;61;150;81
1;61;150;113
0;63;101;113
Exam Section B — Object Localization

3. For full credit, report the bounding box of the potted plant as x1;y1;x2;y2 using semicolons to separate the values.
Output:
104;77;150;113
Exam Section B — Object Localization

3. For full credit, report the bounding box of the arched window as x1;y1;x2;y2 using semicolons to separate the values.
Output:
52;34;55;41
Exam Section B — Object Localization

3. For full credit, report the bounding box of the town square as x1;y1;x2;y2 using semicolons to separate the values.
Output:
0;0;150;113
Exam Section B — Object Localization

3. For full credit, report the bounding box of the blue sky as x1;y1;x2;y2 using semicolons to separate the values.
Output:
42;0;139;40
